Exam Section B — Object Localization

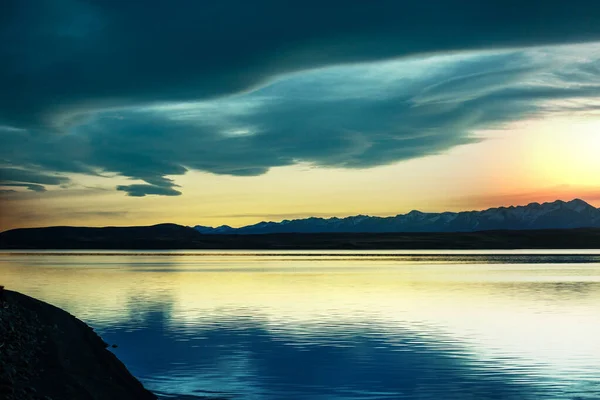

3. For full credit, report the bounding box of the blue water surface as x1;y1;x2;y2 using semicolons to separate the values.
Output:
2;250;600;399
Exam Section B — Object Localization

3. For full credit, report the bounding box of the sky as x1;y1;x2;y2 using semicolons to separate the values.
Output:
2;0;600;231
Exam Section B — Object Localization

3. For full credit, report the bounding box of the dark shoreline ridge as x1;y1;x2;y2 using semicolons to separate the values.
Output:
0;288;156;400
1;224;600;249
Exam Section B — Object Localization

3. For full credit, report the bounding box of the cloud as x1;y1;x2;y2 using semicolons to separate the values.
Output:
0;168;69;185
1;43;600;196
0;167;70;192
0;183;47;192
3;0;600;130
117;184;182;197
3;2;600;199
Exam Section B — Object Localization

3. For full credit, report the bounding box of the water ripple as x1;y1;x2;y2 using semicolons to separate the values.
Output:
1;251;599;399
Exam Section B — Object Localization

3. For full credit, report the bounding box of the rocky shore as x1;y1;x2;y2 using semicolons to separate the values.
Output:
0;287;156;400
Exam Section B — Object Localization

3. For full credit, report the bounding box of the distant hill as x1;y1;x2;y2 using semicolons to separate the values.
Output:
194;199;600;234
0;223;201;249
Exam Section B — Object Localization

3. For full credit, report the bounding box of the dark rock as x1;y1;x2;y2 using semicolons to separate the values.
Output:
0;289;156;400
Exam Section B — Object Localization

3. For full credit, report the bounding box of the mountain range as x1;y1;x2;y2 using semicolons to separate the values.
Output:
3;199;600;249
194;199;600;234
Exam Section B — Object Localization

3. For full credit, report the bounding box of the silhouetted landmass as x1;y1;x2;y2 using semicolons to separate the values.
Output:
1;224;600;249
194;199;600;234
0;289;156;400
0;224;201;250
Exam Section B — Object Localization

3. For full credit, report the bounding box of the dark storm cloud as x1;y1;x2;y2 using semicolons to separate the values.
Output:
3;0;600;129
2;47;600;195
2;1;600;196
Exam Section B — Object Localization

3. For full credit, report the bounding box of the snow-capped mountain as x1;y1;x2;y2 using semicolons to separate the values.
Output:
194;199;600;234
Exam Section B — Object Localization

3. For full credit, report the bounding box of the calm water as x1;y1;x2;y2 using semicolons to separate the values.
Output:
2;250;600;399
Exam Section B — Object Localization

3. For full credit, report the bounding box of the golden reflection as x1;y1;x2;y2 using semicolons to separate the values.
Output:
2;253;600;377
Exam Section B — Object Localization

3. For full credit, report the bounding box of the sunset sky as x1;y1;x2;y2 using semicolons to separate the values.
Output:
2;1;600;231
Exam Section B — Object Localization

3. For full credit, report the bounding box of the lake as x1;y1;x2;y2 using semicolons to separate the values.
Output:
1;250;600;399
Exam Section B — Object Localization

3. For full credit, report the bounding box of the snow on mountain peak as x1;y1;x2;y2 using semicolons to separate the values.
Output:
565;198;593;212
